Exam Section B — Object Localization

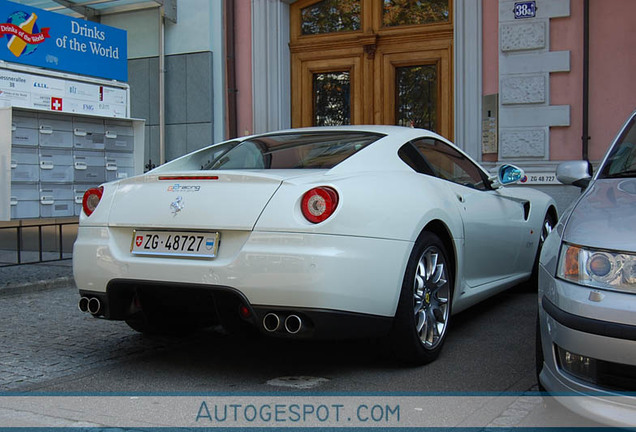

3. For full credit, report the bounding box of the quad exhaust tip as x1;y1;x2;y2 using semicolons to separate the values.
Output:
78;296;102;316
263;313;304;334
263;313;281;332
88;297;101;315
78;296;89;313
284;314;302;334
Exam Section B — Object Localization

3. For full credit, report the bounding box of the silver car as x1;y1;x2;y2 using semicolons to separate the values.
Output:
537;110;636;426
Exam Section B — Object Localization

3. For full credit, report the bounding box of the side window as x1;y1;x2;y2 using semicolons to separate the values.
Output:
409;138;489;190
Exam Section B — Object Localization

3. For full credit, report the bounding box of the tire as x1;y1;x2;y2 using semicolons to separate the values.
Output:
528;211;556;288
390;231;453;365
535;314;546;392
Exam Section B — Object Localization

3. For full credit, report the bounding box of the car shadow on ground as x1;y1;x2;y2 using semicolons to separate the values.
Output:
17;286;536;393
74;287;537;393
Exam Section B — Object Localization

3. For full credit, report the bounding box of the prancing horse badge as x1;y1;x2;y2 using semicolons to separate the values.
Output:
170;196;184;216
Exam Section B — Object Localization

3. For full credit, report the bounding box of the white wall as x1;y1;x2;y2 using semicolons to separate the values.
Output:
102;0;225;143
102;9;160;59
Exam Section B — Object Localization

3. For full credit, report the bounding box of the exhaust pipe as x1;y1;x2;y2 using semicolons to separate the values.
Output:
263;313;281;332
78;297;89;313
284;314;302;334
87;297;101;315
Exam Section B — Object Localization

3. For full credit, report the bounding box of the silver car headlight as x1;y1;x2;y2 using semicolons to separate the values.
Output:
557;243;636;293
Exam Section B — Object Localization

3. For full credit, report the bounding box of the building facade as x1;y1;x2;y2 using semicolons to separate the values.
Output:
4;0;636;212
100;0;224;169
233;0;636;211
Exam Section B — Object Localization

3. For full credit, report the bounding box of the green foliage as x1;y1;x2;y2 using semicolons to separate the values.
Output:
383;0;449;27
301;0;361;35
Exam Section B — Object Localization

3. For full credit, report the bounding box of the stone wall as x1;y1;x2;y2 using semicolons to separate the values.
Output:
498;0;571;162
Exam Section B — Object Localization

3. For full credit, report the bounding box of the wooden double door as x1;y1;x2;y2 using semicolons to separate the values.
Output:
290;0;454;140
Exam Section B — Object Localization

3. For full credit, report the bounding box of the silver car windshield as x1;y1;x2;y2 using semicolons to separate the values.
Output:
200;132;383;170
600;115;636;179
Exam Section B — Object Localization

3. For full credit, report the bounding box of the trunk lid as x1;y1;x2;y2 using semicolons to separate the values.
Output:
107;171;306;230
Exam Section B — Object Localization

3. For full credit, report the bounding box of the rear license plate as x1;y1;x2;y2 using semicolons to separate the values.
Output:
131;230;219;258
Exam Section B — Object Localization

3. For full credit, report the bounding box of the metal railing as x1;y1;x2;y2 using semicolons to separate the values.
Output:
0;220;78;267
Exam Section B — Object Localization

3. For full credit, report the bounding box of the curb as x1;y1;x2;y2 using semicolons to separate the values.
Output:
0;277;75;298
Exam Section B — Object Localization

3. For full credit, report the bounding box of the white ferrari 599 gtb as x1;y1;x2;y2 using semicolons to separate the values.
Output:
74;126;556;365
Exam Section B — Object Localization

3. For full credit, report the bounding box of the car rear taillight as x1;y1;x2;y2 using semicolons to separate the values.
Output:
301;187;339;223
82;187;103;216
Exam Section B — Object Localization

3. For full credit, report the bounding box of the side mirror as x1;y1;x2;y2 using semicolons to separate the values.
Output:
556;160;593;189
491;164;525;188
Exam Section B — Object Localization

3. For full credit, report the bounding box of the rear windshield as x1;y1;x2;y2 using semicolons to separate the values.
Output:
199;132;382;170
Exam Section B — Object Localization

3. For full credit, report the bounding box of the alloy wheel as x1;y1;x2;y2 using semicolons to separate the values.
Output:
413;246;450;350
540;216;554;243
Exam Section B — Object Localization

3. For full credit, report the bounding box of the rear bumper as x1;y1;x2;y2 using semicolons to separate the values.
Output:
73;226;412;318
80;281;392;339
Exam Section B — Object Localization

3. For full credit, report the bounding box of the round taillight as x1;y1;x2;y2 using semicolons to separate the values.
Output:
301;187;339;223
82;187;103;216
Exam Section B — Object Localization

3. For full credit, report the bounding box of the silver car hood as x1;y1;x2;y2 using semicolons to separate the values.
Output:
563;178;636;253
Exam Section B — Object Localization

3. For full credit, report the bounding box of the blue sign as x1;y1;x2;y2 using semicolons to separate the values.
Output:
0;0;127;81
514;1;537;19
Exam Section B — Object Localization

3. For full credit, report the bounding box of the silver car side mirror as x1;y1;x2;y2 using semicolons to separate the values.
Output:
556;160;593;189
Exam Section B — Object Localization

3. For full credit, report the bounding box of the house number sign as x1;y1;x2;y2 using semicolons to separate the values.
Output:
514;1;537;19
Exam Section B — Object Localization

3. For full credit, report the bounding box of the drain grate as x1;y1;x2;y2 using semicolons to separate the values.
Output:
266;376;329;389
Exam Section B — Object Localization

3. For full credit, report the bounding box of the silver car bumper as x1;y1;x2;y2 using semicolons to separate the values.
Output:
537;266;636;427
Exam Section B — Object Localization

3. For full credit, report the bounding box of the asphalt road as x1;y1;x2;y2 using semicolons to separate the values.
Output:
0;276;603;428
3;283;537;393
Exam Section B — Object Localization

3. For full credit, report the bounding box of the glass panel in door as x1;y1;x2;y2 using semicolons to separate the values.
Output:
382;0;450;27
301;0;361;35
395;64;437;131
313;71;351;126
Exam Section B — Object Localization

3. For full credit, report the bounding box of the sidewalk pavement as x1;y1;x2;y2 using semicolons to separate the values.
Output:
0;260;74;296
